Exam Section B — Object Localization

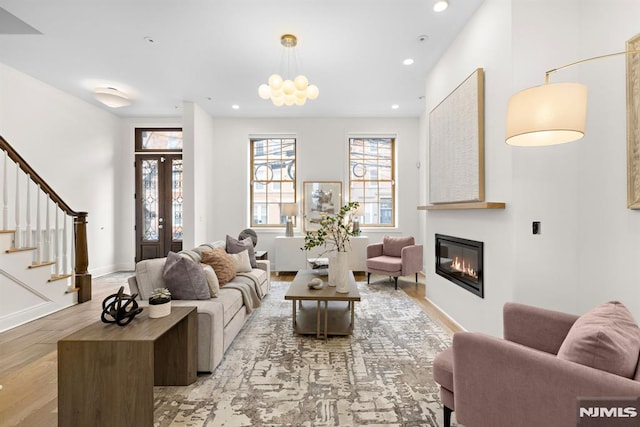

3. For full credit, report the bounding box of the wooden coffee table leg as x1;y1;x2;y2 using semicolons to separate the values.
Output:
324;301;329;340
292;299;297;331
316;301;321;338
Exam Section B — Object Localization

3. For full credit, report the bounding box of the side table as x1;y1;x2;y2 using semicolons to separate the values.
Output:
58;306;197;427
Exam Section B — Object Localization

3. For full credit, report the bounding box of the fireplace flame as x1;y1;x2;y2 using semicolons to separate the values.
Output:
451;257;478;279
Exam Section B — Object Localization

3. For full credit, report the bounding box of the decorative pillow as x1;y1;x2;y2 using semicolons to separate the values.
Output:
382;235;415;257
201;248;236;285
162;251;211;300
226;235;257;268
200;263;220;297
228;250;253;273
557;301;640;378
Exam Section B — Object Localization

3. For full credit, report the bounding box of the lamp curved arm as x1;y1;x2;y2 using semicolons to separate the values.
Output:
545;49;640;83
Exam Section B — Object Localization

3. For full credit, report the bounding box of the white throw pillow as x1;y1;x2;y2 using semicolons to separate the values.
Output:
228;249;253;273
200;263;220;297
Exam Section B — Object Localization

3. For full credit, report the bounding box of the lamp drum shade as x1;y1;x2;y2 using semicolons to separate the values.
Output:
282;203;298;217
505;82;588;146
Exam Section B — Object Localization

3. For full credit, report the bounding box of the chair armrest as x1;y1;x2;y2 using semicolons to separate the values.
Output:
453;332;640;427
503;302;578;354
400;244;423;276
366;243;383;259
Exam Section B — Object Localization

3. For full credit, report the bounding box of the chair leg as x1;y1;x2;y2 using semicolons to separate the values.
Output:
415;272;418;283
443;405;452;427
367;272;371;284
394;276;398;290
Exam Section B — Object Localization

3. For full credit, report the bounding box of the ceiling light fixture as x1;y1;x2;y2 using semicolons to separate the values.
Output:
403;58;415;65
392;104;399;110
258;34;319;106
93;87;131;108
433;1;449;12
505;49;640;146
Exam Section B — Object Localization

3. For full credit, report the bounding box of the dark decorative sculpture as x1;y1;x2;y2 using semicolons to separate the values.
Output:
101;286;143;326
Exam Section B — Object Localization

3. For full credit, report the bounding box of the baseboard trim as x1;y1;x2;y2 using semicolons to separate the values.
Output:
422;296;466;335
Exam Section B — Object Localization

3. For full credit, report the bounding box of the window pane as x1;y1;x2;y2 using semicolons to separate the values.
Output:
142;160;159;241
137;129;183;150
348;137;395;226
172;159;184;241
251;138;297;227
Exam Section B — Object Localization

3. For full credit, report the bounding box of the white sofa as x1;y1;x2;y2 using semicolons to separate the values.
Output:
128;241;270;372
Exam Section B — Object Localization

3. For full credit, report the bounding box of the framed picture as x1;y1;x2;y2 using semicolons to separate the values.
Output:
627;33;640;209
303;181;342;231
429;68;485;204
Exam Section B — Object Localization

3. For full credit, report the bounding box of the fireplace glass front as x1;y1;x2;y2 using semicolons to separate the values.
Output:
435;234;483;298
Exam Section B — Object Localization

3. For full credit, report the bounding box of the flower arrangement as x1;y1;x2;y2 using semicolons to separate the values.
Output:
149;288;171;305
303;201;360;253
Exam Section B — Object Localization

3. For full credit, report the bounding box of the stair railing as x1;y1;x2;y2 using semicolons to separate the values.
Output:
0;135;91;302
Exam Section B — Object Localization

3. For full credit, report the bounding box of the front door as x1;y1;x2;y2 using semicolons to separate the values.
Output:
135;154;183;261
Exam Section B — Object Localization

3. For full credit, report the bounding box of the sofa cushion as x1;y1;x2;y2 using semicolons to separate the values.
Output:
178;249;202;263
366;255;402;273
229;250;252;273
557;301;640;378
382;235;415;257
226;235;257;268
216;287;245;326
163;251;211;300
201;248;236;285
134;257;167;300
201;264;220;297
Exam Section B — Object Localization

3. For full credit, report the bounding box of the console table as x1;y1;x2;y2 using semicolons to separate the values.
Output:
58;306;197;427
274;235;369;273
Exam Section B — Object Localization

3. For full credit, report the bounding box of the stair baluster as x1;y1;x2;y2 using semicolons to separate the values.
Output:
25;174;31;247
54;204;60;277
35;185;41;264
44;196;50;263
14;165;21;248
63;212;68;278
3;151;7;230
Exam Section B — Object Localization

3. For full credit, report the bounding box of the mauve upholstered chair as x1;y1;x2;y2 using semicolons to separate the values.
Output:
366;236;423;290
433;302;640;427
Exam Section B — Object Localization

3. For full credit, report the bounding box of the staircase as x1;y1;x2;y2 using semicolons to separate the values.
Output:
0;135;91;332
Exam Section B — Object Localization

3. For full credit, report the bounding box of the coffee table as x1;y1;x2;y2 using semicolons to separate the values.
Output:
284;269;360;339
58;306;197;427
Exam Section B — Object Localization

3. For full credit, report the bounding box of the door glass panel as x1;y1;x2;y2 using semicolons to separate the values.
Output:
142;159;159;241
139;130;183;150
172;159;184;241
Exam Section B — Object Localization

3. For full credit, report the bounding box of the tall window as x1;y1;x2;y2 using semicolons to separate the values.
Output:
250;137;296;227
349;137;395;226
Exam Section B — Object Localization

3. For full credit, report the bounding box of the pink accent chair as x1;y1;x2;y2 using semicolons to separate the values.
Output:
433;302;640;427
366;236;423;290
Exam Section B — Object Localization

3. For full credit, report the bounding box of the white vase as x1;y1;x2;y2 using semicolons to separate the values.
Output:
332;251;350;293
327;253;337;286
148;301;171;318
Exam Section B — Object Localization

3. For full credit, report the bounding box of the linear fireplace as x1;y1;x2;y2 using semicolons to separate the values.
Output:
435;234;484;298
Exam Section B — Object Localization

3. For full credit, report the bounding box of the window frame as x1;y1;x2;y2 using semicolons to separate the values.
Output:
135;127;183;152
249;136;297;228
348;136;396;228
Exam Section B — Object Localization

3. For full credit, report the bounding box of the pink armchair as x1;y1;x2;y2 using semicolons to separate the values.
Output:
433;302;640;427
366;236;423;290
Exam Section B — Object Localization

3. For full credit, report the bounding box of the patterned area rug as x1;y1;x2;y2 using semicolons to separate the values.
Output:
153;281;452;427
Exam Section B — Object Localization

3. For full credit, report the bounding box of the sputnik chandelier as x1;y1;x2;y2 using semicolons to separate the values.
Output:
258;34;319;106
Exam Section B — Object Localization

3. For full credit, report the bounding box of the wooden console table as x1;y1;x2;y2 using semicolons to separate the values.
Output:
58;306;197;427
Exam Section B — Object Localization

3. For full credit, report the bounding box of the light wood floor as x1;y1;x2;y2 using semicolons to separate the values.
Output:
0;271;458;427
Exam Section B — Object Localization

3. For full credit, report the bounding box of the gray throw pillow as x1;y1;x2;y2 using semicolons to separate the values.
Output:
163;251;211;300
226;235;257;268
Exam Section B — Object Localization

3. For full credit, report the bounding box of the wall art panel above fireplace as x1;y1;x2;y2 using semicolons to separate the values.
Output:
435;234;484;298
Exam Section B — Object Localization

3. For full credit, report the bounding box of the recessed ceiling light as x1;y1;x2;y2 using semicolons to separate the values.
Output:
417;35;429;42
391;104;400;110
143;36;155;44
433;1;449;12
403;58;414;66
232;104;240;110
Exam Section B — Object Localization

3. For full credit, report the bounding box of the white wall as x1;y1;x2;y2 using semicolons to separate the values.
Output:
423;0;640;336
0;63;122;276
423;0;515;336
511;0;640;318
208;118;422;260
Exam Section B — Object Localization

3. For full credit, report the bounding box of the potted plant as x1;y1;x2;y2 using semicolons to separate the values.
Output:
303;201;360;293
148;288;172;318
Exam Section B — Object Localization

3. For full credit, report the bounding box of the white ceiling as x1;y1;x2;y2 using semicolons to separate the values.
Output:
0;0;484;119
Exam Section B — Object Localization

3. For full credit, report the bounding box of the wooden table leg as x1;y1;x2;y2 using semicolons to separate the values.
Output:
316;300;321;338
292;299;297;331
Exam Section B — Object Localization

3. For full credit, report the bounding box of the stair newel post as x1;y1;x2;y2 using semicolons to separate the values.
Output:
35;185;41;264
74;212;91;302
3;151;7;230
44;196;50;263
25;174;32;247
14;164;21;248
54;204;60;277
